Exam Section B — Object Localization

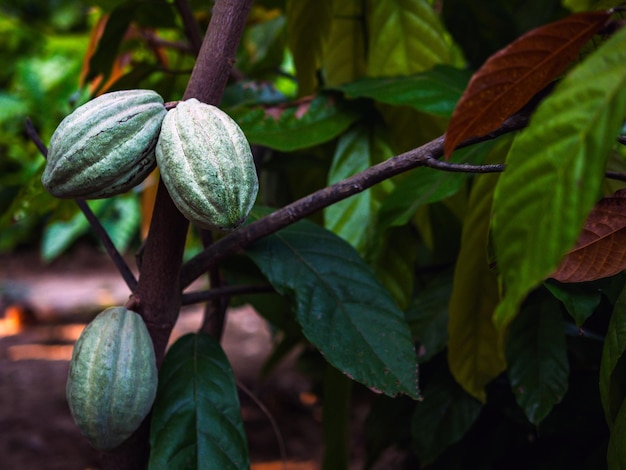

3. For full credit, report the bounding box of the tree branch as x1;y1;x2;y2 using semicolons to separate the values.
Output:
174;0;203;54
25;118;138;291
180;110;530;288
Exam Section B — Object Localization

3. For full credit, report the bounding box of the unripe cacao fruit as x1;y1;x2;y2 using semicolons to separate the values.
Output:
66;306;157;450
155;98;258;231
42;89;167;199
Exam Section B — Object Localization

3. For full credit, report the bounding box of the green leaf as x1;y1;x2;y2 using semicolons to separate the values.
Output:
544;279;602;326
325;124;394;252
608;397;626;470
448;172;506;402
245;210;419;399
492;26;626;331
149;334;249;470
378;140;495;231
322;0;367;87
411;368;482;464
286;0;332;95
228;93;359;151
337;65;472;117
405;270;452;363
367;0;450;76
506;294;569;425
370;226;418;311
600;286;626;428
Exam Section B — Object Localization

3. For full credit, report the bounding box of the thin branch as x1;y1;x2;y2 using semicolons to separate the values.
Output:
25;118;138;291
174;0;203;54
618;135;626;146
199;230;228;339
606;171;626;182
180;110;530;288
422;157;505;173
182;284;275;306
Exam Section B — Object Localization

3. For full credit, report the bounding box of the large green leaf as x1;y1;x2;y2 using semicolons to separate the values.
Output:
324;124;394;252
377;140;495;231
149;334;249;470
600;286;626;428
411;368;482;464
367;0;450;77
492;27;626;330
322;0;366;87
227;93;359;151
245;211;419;399
448;172;506;402
285;0;332;95
506;294;569;425
337;65;471;117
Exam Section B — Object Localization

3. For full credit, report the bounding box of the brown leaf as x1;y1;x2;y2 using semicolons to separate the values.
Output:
443;10;611;158
551;190;626;283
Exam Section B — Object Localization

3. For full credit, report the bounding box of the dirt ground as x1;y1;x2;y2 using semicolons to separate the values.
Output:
0;244;353;470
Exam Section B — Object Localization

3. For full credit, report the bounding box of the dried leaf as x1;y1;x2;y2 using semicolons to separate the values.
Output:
443;10;611;158
552;190;626;283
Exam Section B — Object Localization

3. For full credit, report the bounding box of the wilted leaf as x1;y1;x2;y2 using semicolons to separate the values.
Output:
448;172;506;402
491;25;626;330
443;10;611;158
551;190;626;283
149;334;249;470
228;93;359;151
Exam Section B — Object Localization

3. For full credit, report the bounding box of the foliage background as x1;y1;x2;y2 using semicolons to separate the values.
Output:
2;0;626;468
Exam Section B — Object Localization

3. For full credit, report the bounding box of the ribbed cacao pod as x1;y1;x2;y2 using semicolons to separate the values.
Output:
42;89;167;199
156;98;258;231
66;306;157;450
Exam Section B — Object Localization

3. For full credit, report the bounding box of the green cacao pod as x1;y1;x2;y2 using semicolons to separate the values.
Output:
155;98;258;231
66;306;157;450
42;89;167;199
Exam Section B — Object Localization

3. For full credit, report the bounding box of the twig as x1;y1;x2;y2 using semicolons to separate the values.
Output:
199;230;228;339
606;171;626;182
174;0;203;55
25;118;138;291
182;284;275;306
422;157;505;173
179;111;530;288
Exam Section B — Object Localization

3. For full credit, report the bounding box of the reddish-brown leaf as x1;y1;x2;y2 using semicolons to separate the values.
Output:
443;10;611;158
551;190;626;283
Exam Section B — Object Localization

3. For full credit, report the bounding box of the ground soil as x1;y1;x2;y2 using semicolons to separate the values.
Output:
0;244;400;470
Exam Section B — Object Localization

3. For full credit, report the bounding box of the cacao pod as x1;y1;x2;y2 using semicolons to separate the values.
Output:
66;306;157;450
42;89;167;199
155;98;258;231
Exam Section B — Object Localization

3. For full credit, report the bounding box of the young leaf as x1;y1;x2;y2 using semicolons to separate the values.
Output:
492;25;626;330
448;172;506;402
367;0;450;77
245;212;419;399
227;93;359;151
149;334;249;470
599;286;626;428
337;65;472;118
506;294;569;425
443;10;611;158
411;368;482;465
551;189;626;283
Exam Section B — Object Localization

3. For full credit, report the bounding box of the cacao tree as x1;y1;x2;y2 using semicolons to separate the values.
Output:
3;0;626;468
